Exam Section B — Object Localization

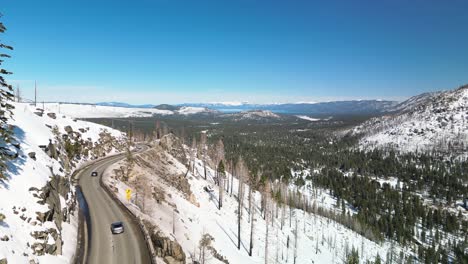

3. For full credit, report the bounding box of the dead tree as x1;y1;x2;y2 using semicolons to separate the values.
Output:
236;156;247;250
217;160;225;209
248;171;260;256
264;180;271;264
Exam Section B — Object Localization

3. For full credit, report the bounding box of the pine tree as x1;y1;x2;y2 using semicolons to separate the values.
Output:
0;17;15;180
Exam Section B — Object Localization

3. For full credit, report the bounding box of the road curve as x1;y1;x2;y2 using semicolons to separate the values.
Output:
77;153;152;264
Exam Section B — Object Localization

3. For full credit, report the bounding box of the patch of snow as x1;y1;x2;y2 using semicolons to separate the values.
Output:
296;115;320;122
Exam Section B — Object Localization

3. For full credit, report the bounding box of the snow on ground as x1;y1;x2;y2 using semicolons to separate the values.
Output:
296;115;320;122
104;144;405;264
42;103;217;119
43;103;173;118
177;106;212;115
0;102;124;263
353;85;468;158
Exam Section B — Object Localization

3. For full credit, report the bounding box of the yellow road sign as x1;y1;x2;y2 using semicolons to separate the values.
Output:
125;188;132;201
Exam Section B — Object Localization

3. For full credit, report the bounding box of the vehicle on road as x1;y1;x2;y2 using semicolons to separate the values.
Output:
91;171;98;177
111;221;125;234
204;185;214;193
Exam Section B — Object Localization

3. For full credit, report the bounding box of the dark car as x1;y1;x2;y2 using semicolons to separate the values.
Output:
204;185;214;193
111;221;124;234
91;171;98;177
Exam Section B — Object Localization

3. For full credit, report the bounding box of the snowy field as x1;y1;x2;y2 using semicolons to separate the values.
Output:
42;103;209;118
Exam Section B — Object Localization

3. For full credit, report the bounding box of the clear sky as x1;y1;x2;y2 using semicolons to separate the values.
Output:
2;0;468;104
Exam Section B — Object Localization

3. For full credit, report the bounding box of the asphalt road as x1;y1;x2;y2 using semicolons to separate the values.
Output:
77;152;152;264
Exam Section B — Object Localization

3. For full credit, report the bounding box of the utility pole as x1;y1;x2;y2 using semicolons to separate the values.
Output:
34;81;37;107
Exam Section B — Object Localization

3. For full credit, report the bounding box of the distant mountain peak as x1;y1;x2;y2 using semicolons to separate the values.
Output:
353;84;468;157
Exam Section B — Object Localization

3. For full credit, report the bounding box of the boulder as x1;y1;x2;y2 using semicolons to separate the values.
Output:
45;243;57;255
28;152;36;160
150;230;186;263
64;126;73;134
47;113;56;119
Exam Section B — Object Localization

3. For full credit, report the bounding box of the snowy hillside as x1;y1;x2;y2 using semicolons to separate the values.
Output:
0;103;125;263
177;106;218;115
353;85;468;157
226;110;281;120
42;103;216;119
103;134;400;264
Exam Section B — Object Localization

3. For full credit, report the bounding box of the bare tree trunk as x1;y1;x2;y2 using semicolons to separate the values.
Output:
294;215;298;264
281;204;285;230
219;174;224;209
248;184;253;218
249;195;255;256
265;196;269;264
230;161;234;196
203;158;207;180
238;193;242;250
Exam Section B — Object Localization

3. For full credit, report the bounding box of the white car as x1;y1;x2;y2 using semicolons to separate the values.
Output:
111;221;124;234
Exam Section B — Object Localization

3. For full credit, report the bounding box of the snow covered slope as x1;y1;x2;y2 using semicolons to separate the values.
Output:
353;85;468;157
43;103;173;118
42;103;217;118
0;103;124;263
104;134;400;264
225;110;281;121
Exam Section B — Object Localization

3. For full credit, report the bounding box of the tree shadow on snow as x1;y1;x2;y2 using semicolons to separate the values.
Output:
215;220;249;253
0;126;28;189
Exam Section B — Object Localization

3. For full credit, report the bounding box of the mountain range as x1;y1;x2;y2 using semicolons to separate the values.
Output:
96;100;400;115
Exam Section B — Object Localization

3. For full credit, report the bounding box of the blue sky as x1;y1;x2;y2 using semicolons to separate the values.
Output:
2;0;468;104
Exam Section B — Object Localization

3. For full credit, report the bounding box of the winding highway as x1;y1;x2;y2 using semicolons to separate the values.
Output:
76;151;152;264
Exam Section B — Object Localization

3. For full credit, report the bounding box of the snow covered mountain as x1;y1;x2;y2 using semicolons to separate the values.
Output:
96;102;156;108
0;103;125;263
40;103;217;118
180;100;399;115
353;84;468;157
224;110;281;121
388;92;441;113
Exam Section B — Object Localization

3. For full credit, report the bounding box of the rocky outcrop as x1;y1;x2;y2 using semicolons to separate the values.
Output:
47;113;57;119
64;125;73;134
159;134;188;165
28;152;36;160
147;225;185;264
134;150;193;201
32;175;75;256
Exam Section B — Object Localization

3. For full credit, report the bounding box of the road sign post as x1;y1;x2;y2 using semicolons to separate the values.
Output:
126;188;132;201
